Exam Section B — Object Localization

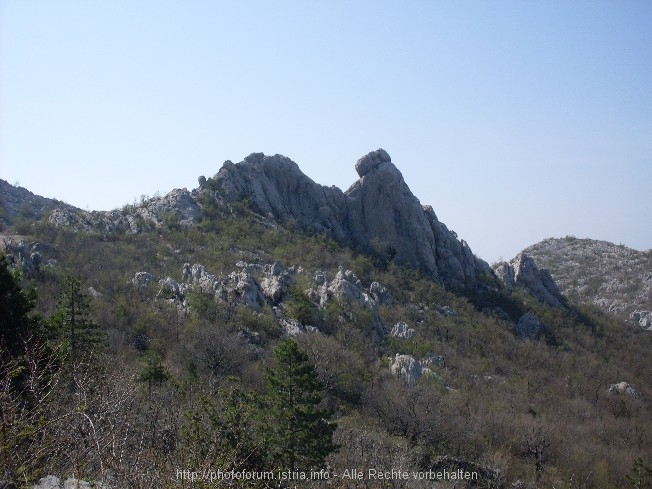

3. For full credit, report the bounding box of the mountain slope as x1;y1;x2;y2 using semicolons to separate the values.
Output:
2;160;652;488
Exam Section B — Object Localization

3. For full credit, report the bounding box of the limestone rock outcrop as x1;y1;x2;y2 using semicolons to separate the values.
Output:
388;352;445;385
390;322;417;339
608;381;642;400
11;149;498;294
205;150;494;292
2;237;58;278
46;189;199;234
630;310;652;331
206;153;349;241
493;253;564;307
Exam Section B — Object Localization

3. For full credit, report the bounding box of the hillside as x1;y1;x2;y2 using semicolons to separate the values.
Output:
521;237;652;329
1;152;652;489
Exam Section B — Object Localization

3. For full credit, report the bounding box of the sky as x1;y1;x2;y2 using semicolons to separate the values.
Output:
1;1;651;263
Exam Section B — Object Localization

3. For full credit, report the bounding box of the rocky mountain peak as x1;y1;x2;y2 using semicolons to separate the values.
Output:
204;150;495;292
354;148;392;177
5;150;500;294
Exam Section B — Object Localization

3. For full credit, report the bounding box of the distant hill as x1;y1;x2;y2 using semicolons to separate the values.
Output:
522;237;652;326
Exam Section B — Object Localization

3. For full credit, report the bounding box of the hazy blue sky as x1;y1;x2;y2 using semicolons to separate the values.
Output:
1;1;650;263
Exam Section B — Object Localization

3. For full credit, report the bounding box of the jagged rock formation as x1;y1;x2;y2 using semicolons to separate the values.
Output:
204;149;494;292
47;188;200;233
2;236;58;277
608;381;642;400
4;150;496;293
388;352;445;385
389;354;431;385
390;321;417;339
133;261;392;338
519;237;652;322
493;253;564;307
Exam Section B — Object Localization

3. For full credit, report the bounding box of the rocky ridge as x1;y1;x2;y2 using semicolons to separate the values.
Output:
519;237;652;328
201;149;495;292
3;150;564;305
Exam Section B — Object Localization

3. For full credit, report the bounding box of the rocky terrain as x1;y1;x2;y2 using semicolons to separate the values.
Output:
40;150;496;293
517;237;652;329
0;179;76;230
2;152;652;489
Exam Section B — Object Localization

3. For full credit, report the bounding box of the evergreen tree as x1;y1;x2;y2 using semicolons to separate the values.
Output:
0;255;39;355
138;351;170;400
52;275;103;357
263;339;337;473
51;275;104;391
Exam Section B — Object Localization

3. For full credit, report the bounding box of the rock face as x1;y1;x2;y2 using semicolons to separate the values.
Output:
520;237;652;321
206;150;494;292
630;311;652;331
6;150;496;293
207;153;349;241
2;237;58;278
493;253;564;307
608;381;642;400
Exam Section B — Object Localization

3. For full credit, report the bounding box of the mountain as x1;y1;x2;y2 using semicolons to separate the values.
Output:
2;151;652;488
516;237;652;329
41;150;495;293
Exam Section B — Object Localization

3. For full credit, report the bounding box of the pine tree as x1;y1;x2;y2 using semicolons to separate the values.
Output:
51;275;104;391
138;351;170;400
0;255;40;355
263;339;337;473
52;275;103;357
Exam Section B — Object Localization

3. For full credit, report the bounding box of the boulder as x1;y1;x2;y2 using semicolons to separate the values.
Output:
390;322;417;339
608;381;642;400
515;312;543;339
630;310;652;330
131;272;156;287
389;354;426;385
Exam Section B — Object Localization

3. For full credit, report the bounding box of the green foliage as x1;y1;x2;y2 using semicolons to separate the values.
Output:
138;351;170;399
0;255;40;355
180;386;267;478
51;275;104;356
283;287;320;325
262;339;337;472
628;457;652;489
